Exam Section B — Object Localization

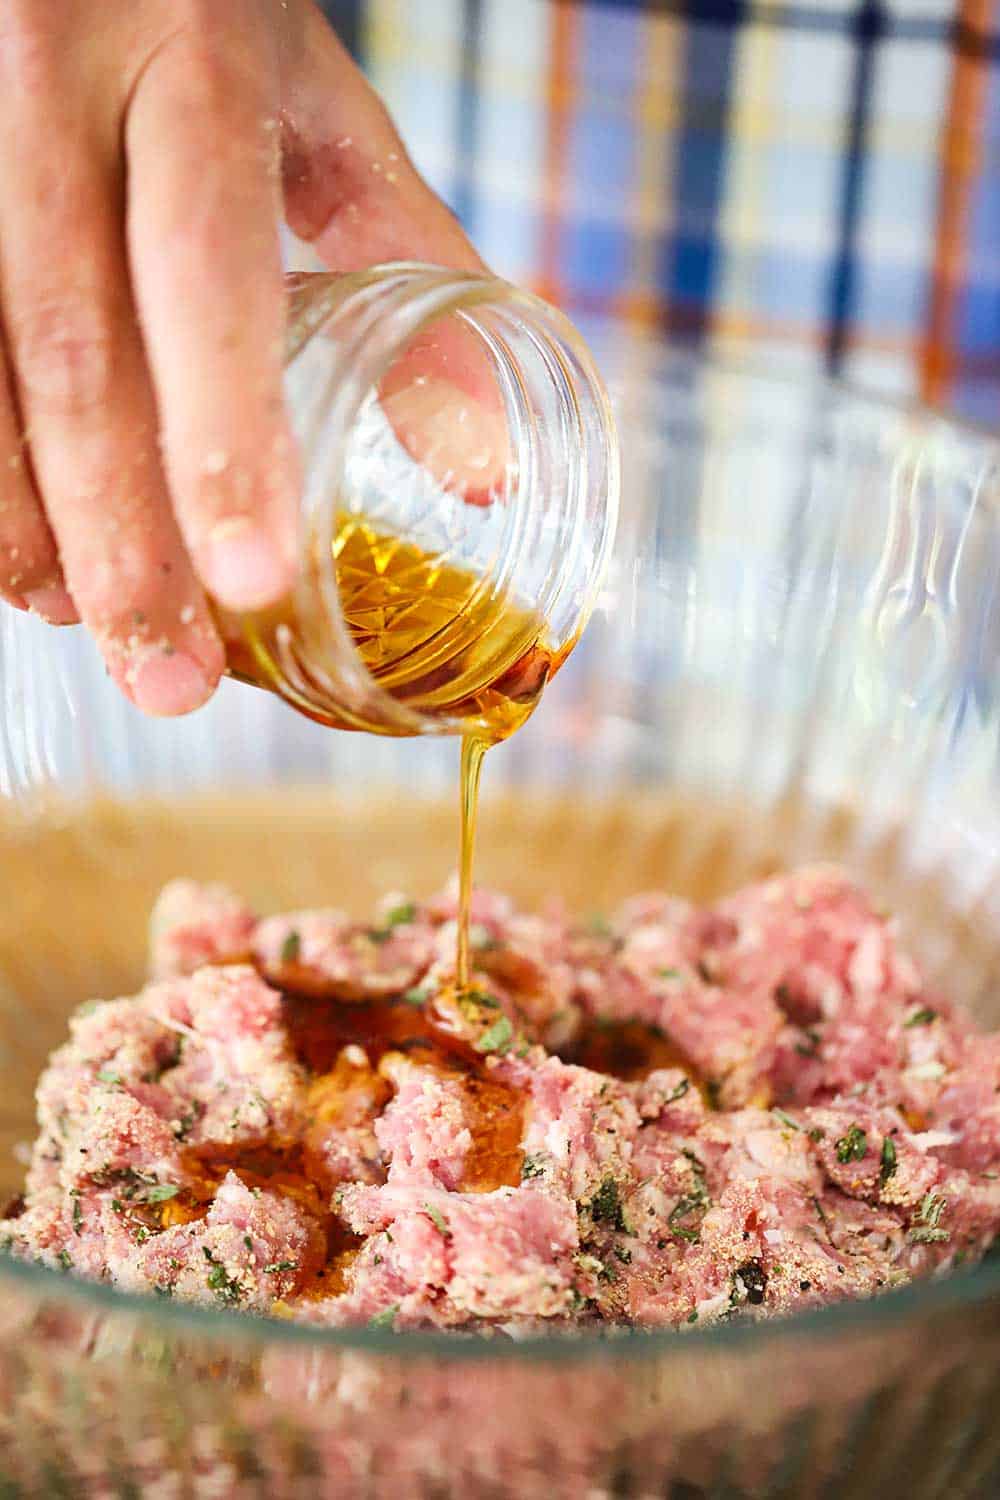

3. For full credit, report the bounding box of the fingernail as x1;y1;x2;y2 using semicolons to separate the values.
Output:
203;517;294;611
129;650;214;717
25;585;79;625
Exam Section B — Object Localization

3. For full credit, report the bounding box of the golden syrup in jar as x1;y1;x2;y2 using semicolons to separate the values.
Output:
217;513;566;988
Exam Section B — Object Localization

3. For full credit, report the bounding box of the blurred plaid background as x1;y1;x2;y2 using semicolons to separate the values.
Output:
320;0;1000;427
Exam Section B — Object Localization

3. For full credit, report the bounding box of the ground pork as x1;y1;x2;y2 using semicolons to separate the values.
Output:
4;865;1000;1337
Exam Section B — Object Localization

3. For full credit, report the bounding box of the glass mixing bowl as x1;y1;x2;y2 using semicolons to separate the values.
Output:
3;342;1000;1499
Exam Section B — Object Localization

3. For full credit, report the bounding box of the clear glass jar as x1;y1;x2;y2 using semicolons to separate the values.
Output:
214;264;620;739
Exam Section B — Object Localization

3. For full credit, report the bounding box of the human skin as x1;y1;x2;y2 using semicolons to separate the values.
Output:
0;0;484;714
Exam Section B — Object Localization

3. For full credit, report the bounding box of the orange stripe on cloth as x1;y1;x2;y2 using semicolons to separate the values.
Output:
920;0;992;408
537;3;579;307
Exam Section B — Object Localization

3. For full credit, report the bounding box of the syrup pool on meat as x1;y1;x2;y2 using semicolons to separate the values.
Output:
5;864;1000;1334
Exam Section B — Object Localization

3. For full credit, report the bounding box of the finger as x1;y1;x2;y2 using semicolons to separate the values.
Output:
0;94;223;712
0;335;74;616
280;3;509;504
124;11;299;613
280;1;483;273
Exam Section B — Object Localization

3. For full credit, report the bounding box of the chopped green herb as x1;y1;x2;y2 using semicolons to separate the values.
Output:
807;1127;826;1143
422;1202;451;1238
670;1157;708;1218
96;1069;122;1086
686;1310;699;1324
243;1235;253;1251
665;1078;690;1105
71;1194;83;1236
879;1136;898;1188
56;1249;73;1272
458;988;500;1015
904;1007;938;1029
264;1261;299;1274
110;1199;124;1215
682;1148;708;1179
521;1155;547;1181
368;903;418;945
835;1124;868;1164
672;1226;701;1243
474;1015;513;1056
369;1303;399;1330
921;1192;946;1227
772;1108;802;1133
173;1100;204;1142
614;1246;632;1265
400;986;429;1008
589;1177;628;1232
909;1225;950;1245
585;913;612;938
203;1247;243;1305
670;1189;708;1227
658;967;682;981
909;1191;949;1244
144;1184;180;1204
279;930;301;964
795;1027;822;1058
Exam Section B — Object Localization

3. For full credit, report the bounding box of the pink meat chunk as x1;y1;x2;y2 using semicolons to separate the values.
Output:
8;861;1000;1338
146;966;306;1150
375;1056;475;1190
115;1173;324;1308
568;904;784;1107
712;865;923;1017
302;1047;390;1189
333;1182;579;1328
502;1053;643;1204
254;908;434;1001
149;879;256;978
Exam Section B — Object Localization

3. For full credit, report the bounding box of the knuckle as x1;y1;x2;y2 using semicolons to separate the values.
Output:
12;294;115;416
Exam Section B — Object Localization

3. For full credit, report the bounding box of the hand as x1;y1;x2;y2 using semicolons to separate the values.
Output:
0;0;483;714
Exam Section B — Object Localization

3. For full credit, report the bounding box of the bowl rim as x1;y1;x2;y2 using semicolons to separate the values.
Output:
4;352;1000;1360
2;1242;1000;1362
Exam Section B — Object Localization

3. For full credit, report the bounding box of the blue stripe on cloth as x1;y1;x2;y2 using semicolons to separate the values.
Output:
826;0;884;370
453;0;484;234
548;0;1000;58
657;7;746;336
320;0;364;59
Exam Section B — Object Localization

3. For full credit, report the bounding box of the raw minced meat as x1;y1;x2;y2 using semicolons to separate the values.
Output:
4;864;1000;1334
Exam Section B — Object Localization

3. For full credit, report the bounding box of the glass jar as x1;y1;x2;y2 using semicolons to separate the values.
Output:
214;264;620;740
